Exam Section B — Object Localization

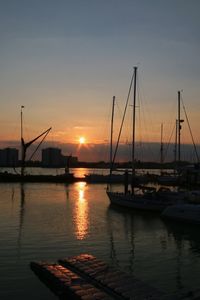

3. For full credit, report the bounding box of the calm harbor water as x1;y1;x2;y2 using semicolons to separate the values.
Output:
0;168;200;299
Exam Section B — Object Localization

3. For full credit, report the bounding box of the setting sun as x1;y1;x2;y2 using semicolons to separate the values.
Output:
79;137;86;144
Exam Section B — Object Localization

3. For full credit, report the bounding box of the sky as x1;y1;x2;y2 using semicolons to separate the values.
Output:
0;0;200;161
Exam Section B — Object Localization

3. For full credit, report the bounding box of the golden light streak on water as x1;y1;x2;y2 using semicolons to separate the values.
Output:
74;182;89;240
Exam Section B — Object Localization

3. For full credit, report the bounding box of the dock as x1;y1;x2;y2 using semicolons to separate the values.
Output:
30;253;172;299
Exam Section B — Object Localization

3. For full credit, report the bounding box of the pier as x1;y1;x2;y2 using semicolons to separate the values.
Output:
31;254;172;299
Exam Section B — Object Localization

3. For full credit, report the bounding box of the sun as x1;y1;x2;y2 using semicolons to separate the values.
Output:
79;137;86;144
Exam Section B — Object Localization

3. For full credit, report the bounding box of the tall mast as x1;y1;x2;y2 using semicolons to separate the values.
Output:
178;90;181;164
21;106;24;143
177;91;184;166
174;120;178;171
110;96;115;175
20;106;25;176
131;66;137;194
160;123;164;175
110;71;134;173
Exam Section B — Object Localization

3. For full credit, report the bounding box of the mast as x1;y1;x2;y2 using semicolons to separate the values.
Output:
20;107;52;176
178;90;181;164
160;123;164;175
20;106;25;176
177;90;184;167
174;120;178;171
21;106;24;144
110;71;134;173
131;66;137;194
110;96;115;176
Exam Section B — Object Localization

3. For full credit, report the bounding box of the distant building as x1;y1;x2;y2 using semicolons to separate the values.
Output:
0;148;19;167
62;155;78;166
42;147;78;167
42;147;62;167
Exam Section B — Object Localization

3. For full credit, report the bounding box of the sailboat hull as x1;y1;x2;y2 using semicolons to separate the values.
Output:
106;191;168;212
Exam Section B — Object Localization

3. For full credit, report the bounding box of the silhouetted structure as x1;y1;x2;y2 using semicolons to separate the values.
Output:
0;148;19;167
42;147;62;167
41;147;78;167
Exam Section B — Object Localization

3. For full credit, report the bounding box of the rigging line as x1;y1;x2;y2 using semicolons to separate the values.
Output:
181;97;199;163
163;121;176;162
137;72;155;161
137;78;141;143
115;99;123;117
137;71;150;141
28;128;51;161
111;70;134;171
137;79;144;161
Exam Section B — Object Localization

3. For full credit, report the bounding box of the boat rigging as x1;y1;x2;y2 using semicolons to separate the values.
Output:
20;106;52;176
106;68;188;211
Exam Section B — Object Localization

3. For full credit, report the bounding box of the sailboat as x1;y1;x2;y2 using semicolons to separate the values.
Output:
106;67;187;212
0;107;75;183
84;96;131;184
158;91;186;185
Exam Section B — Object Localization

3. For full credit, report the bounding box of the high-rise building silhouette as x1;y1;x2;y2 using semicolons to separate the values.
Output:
0;148;19;167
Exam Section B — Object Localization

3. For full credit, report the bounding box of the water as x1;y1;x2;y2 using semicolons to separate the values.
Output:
0;169;200;299
0;167;165;177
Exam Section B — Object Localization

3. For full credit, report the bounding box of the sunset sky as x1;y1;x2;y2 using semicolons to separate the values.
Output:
0;0;200;161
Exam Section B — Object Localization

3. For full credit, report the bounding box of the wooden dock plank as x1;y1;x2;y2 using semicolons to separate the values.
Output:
30;254;200;299
58;254;170;300
30;261;114;300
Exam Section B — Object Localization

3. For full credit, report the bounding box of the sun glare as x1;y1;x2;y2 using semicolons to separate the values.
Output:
79;137;85;144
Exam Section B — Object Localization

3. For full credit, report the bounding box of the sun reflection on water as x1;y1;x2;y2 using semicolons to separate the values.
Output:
74;182;89;240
